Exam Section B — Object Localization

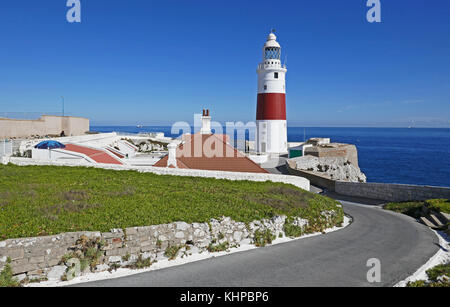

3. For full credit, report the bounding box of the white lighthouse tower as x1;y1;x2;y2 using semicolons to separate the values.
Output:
256;31;288;154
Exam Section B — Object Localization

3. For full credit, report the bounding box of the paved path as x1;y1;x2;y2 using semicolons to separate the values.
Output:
74;202;439;287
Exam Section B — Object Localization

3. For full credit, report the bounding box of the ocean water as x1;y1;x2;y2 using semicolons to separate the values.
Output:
92;126;450;187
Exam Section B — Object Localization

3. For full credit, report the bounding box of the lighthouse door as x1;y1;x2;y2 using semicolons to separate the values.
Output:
261;142;266;153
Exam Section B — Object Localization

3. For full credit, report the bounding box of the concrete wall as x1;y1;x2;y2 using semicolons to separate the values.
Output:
335;182;450;202
287;166;336;191
286;159;450;201
0;115;89;139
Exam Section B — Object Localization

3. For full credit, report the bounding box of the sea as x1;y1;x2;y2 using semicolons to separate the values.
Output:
92;126;450;188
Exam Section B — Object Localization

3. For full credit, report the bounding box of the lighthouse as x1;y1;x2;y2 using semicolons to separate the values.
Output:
256;31;288;154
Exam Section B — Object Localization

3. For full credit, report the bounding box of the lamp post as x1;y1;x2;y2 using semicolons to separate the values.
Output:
61;96;65;117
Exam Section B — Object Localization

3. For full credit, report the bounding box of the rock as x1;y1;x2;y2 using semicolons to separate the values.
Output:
47;265;67;280
66;258;81;280
194;229;205;237
291;155;367;183
176;222;189;231
94;264;109;272
108;256;122;263
240;239;252;245
175;231;185;239
233;231;243;242
14;273;27;283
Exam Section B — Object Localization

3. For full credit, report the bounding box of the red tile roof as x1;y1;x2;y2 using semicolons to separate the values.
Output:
154;134;267;173
63;144;123;165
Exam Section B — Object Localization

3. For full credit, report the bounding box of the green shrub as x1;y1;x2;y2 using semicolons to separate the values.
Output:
406;262;449;287
284;220;303;238
0;258;20;287
126;255;152;269
207;242;229;253
122;253;131;262
253;229;275;247
426;263;450;282
427;199;450;214
384;199;450;218
164;245;182;260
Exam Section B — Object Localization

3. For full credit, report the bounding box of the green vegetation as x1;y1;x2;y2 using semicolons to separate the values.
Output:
384;199;449;234
407;262;449;287
207;241;230;253
0;164;343;240
59;235;105;273
122;253;131;262
126;254;152;269
164;245;182;260
0;258;20;287
253;229;276;247
283;219;303;238
384;199;450;218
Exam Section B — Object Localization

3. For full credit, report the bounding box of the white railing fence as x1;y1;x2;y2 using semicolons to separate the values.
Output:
0;140;13;158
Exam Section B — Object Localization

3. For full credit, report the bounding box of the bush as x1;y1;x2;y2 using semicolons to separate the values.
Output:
284;220;303;238
0;258;20;287
384;199;449;218
253;229;275;247
164;245;182;260
406;262;449;287
207;242;230;253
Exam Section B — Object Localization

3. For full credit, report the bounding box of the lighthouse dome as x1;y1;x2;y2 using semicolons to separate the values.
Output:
264;32;280;48
263;32;281;60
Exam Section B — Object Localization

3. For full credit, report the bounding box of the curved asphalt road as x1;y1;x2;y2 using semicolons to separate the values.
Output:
74;202;439;287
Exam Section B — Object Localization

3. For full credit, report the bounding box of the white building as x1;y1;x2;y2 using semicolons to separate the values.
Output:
256;32;288;154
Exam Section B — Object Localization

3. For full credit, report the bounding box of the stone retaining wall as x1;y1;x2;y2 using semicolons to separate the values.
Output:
286;163;336;191
0;213;337;283
286;159;450;202
335;182;450;202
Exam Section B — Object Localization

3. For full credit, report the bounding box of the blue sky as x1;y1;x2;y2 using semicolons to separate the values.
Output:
0;0;449;127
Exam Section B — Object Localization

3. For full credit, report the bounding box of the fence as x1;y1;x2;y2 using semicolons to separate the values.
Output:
0;140;13;157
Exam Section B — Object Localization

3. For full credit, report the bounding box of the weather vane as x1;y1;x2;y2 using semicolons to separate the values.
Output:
270;28;276;33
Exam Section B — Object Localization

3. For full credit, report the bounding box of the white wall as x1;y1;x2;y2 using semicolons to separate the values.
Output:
0;116;89;139
256;120;288;154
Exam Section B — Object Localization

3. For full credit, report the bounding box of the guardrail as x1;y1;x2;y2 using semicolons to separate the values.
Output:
0;140;12;157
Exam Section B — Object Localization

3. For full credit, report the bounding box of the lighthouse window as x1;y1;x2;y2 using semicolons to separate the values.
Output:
265;47;281;60
264;85;267;90
274;72;279;79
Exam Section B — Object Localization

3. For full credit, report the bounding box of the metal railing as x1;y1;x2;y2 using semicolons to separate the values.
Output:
0;140;13;158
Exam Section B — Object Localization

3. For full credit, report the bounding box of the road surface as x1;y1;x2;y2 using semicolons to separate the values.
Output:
73;201;439;287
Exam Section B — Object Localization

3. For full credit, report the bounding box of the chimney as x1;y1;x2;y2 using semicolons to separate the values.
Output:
200;109;211;135
167;143;178;168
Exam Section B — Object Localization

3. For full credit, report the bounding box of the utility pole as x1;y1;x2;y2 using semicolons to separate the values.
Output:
61;96;65;117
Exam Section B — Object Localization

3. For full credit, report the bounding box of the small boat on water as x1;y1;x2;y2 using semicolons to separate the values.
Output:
137;125;143;128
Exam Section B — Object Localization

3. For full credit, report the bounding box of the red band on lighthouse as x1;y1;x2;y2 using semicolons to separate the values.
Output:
256;93;286;120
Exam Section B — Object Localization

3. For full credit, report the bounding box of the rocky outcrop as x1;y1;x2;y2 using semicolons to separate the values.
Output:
304;143;360;167
289;155;367;183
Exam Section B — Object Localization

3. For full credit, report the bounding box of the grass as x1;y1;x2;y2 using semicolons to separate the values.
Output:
253;229;276;247
384;199;450;218
164;245;182;260
0;164;343;240
0;258;20;287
